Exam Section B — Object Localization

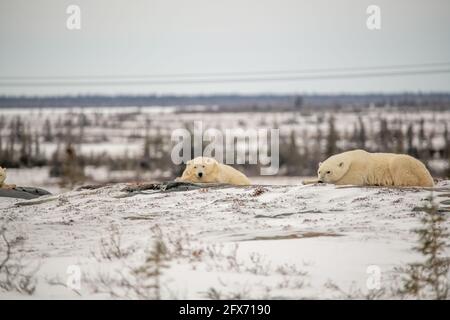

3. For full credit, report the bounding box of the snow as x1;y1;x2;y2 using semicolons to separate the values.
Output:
1;180;449;299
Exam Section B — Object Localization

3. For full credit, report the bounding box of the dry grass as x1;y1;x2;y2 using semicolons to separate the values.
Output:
0;225;38;295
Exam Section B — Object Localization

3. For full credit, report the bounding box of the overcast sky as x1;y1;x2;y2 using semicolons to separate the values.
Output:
0;0;449;96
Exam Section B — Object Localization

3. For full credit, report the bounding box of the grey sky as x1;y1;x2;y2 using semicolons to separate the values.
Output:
0;0;449;96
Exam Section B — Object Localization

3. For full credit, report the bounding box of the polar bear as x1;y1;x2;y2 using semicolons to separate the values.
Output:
0;166;16;189
305;150;434;187
176;157;251;186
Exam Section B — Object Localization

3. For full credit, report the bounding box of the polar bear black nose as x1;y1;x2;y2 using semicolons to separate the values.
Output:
318;180;323;183
198;172;203;178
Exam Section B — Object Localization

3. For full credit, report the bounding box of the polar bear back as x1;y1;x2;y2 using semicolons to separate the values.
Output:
384;153;434;187
216;163;251;185
325;150;434;187
0;167;6;186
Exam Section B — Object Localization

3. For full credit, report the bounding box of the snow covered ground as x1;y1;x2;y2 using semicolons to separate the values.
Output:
0;181;449;299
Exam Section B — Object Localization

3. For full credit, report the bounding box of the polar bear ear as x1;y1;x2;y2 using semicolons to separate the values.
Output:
186;160;193;165
338;162;344;167
318;162;322;168
205;157;218;165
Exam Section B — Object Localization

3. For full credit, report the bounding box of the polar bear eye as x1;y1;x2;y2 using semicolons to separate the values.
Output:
194;166;197;169
202;165;205;168
326;171;331;174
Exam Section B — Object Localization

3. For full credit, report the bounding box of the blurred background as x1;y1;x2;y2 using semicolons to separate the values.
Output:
0;0;449;192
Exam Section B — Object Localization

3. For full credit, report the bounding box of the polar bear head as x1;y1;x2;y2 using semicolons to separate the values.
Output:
317;154;351;183
0;167;6;185
184;157;219;182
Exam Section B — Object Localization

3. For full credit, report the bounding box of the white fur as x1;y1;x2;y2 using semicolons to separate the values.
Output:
0;166;15;189
316;149;434;187
177;157;251;186
0;167;5;186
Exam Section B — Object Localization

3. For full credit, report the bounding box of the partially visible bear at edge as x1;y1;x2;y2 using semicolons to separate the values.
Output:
304;149;434;187
0;166;16;189
176;156;251;186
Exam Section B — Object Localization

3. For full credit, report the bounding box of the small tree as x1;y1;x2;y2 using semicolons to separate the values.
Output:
378;118;390;152
43;118;53;142
357;116;366;149
399;196;449;299
443;123;449;160
59;144;85;188
325;115;338;157
130;239;169;299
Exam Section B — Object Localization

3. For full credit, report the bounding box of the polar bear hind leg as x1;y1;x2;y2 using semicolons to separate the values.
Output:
389;155;434;187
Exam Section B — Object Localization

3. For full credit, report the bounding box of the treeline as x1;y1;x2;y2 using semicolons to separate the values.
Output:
0;114;172;186
278;116;450;177
0;112;449;186
1;93;450;110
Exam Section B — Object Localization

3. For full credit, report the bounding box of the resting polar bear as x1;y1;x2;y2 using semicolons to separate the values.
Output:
0;166;16;189
308;150;434;187
177;157;251;186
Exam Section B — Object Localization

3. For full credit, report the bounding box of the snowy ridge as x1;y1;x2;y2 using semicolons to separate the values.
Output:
0;181;449;299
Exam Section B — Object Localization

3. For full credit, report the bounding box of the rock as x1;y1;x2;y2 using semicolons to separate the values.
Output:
0;186;52;200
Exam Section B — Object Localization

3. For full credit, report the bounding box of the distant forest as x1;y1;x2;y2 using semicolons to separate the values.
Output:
1;93;450;110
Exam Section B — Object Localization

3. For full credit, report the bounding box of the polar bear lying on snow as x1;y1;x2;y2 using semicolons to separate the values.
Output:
304;149;434;187
0;166;16;189
176;157;251;186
